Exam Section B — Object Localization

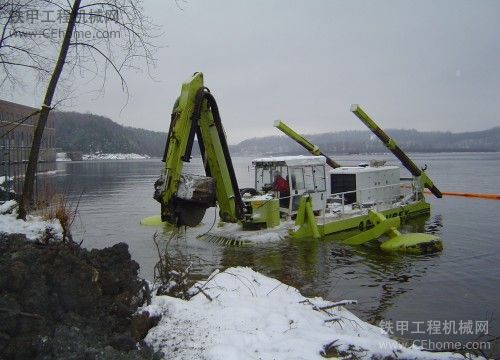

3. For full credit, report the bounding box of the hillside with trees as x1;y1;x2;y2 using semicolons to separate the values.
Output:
54;111;500;157
54;111;167;157
232;128;500;156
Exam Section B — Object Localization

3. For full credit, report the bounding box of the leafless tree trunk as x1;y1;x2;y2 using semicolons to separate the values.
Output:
17;0;81;219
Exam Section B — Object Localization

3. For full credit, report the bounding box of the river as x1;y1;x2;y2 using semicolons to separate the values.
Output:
54;152;500;350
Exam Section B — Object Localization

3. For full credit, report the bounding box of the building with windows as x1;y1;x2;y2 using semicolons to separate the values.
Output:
0;99;56;197
0;99;56;153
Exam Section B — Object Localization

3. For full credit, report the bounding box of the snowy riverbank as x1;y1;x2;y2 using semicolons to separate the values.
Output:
142;267;477;360
56;152;151;161
0;200;63;241
82;153;151;160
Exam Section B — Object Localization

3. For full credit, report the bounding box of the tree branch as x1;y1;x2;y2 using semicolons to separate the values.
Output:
0;60;50;72
69;41;127;92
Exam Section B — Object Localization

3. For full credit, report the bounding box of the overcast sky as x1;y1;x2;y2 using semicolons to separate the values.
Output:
12;0;500;144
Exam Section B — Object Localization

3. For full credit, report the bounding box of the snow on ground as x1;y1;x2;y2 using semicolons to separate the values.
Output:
56;152;71;162
82;153;151;160
0;201;63;241
0;176;13;185
143;267;473;360
0;176;15;195
37;170;59;176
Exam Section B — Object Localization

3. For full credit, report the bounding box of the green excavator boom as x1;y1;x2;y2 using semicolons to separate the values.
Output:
155;72;244;226
350;104;442;198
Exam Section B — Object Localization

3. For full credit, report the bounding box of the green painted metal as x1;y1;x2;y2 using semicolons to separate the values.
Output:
196;89;239;223
274;120;341;168
140;215;164;226
248;198;281;228
381;232;442;253
160;74;204;221
292;199;431;239
350;104;442;198
340;209;442;253
292;197;321;239
160;73;240;224
342;210;400;245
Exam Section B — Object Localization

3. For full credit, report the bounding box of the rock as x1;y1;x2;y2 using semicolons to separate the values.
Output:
0;234;156;359
131;311;161;342
108;334;137;352
3;260;29;291
83;347;99;360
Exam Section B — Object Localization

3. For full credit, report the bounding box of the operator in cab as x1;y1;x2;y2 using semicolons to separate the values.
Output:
272;174;290;208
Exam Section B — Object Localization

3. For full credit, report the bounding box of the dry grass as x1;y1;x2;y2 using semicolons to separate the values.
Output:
152;231;195;299
40;193;81;242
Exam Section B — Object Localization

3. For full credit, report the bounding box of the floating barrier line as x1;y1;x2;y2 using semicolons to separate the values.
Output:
424;190;500;200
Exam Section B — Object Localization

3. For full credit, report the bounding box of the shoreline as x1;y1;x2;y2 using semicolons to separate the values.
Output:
0;202;487;359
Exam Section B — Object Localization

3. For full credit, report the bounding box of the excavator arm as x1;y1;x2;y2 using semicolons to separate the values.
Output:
155;73;244;226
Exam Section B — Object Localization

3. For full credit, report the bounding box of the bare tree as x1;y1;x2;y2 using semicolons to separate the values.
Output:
10;0;158;219
0;0;54;89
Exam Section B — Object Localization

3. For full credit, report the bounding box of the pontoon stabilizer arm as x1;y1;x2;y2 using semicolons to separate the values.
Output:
274;120;341;169
350;104;442;198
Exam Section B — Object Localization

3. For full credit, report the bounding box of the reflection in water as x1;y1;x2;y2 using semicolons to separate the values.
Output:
425;214;444;234
156;209;443;328
341;214;443;323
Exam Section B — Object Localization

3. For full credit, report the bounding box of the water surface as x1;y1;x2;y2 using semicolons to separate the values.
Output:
55;153;500;349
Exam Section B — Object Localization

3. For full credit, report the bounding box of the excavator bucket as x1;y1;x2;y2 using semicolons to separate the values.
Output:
154;174;215;226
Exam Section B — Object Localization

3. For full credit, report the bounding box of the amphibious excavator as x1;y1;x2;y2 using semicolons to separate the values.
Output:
151;72;443;253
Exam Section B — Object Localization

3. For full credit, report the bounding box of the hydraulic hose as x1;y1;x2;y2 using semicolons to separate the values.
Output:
183;87;245;220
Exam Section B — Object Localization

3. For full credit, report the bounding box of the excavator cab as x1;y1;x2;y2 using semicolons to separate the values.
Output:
251;156;327;217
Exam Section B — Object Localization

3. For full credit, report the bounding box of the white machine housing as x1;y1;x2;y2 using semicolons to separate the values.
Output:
329;165;400;205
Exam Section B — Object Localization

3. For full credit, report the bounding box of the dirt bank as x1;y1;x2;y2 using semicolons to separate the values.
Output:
0;234;161;360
